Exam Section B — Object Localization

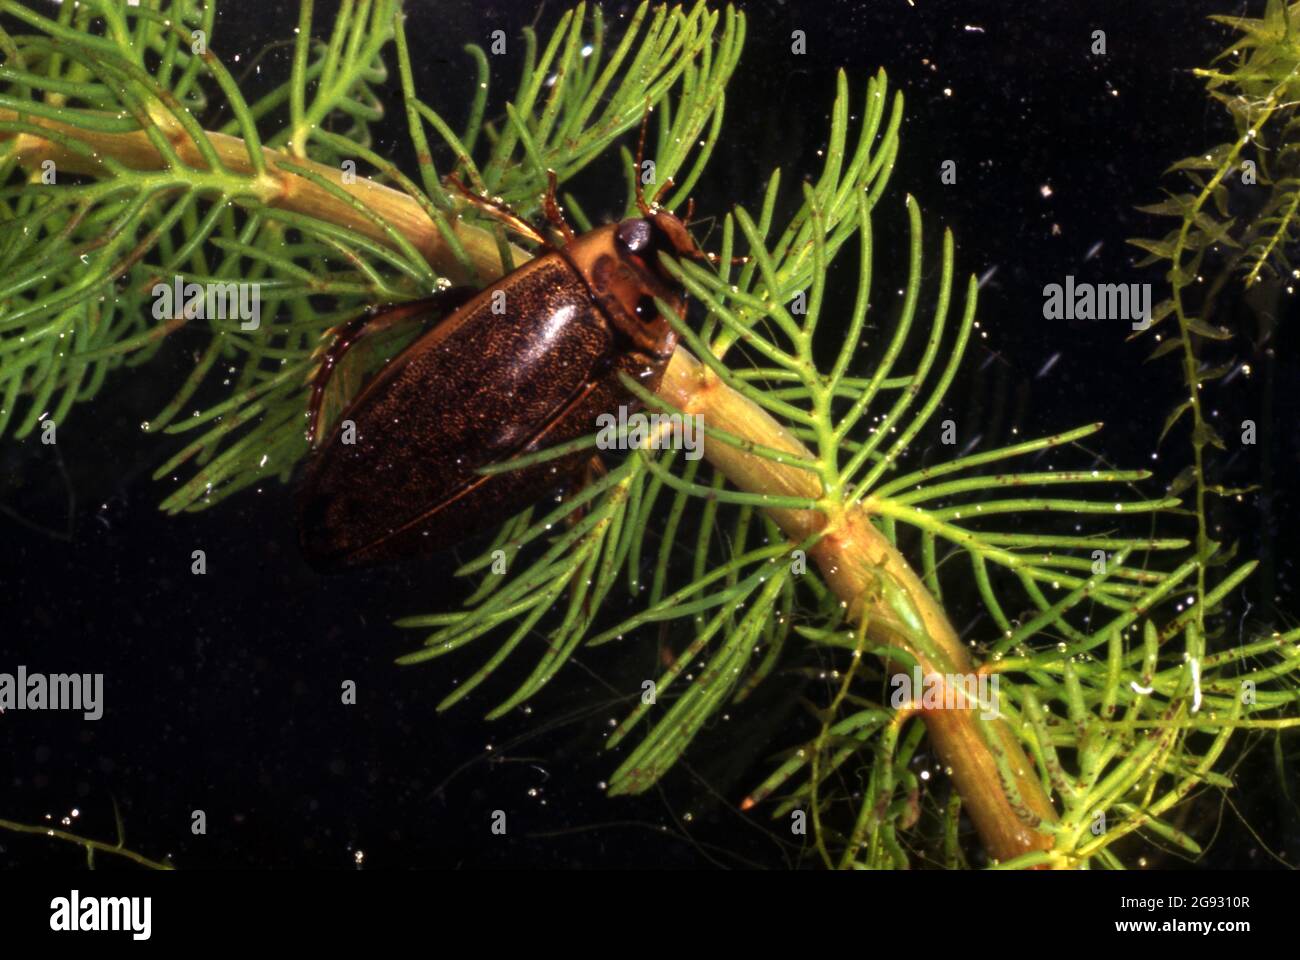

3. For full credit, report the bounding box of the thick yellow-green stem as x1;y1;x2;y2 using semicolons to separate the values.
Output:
0;111;516;279
0;109;1060;863
657;352;1058;861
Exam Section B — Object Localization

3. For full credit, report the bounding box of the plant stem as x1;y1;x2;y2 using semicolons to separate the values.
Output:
658;350;1058;862
0;107;1059;864
0;108;523;281
0;816;173;869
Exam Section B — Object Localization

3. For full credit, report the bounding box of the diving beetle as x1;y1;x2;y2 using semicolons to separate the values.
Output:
297;144;720;572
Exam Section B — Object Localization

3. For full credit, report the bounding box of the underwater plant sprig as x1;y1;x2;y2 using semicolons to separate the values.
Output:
3;0;1299;870
1130;0;1300;623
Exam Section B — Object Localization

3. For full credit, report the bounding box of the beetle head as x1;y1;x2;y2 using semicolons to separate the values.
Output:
594;207;713;360
614;207;709;280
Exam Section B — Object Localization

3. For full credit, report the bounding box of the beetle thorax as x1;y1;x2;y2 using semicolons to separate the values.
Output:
561;221;682;361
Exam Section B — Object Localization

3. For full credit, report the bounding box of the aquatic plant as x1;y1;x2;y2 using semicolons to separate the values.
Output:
1;0;1297;869
1130;0;1300;607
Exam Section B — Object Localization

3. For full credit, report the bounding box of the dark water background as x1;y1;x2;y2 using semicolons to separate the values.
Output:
1;0;1297;868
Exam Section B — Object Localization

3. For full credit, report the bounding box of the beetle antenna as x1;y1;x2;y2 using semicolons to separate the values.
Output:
675;209;751;267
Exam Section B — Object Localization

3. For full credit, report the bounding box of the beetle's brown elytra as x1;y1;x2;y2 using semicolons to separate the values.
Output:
297;150;722;573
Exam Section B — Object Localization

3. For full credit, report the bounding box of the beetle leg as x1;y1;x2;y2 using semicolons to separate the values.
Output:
584;454;608;483
306;289;476;448
444;174;550;248
651;174;675;208
634;105;653;215
542;170;576;245
704;250;753;267
562;456;608;530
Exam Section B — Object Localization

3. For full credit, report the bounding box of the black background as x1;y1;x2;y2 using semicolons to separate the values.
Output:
1;0;1297;870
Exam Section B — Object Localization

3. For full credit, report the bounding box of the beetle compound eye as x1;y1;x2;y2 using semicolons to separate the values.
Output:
616;218;653;253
